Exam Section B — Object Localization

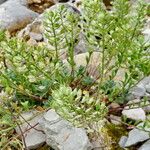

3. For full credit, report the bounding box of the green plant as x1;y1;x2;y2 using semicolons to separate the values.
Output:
0;36;71;105
0;1;149;149
0;91;23;150
81;0;150;102
43;0;150;103
44;4;80;77
50;84;107;128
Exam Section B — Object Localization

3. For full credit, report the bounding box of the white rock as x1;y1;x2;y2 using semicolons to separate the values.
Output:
39;109;92;150
0;1;38;32
138;77;150;87
29;32;43;41
125;128;150;147
122;107;146;121
130;84;146;98
110;115;121;125
138;139;150;150
143;29;150;42
145;83;150;93
119;136;128;148
15;111;46;150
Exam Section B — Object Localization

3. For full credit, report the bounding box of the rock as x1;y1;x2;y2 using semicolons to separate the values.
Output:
63;52;125;80
130;84;146;98
27;38;38;45
9;0;28;6
0;1;38;33
15;110;46;150
145;83;150;93
139;77;150;86
110;115;121;125
143;103;150;113
126;99;150;113
143;28;150;42
122;107;146;121
138;139;150;150
18;3;83;52
29;32;43;41
108;102;120;109
39;109;92;150
0;0;6;5
119;136;128;149
125;128;150;147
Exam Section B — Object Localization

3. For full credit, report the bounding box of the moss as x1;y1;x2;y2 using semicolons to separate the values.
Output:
102;123;128;150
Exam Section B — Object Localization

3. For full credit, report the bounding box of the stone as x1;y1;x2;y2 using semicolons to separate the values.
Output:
108;102;120;109
138;76;150;87
125;128;150;147
138;139;150;150
18;3;83;52
130;84;146;98
27;38;37;45
143;103;150;113
9;0;28;6
145;83;150;93
15;110;46;150
0;1;38;33
110;115;121;125
29;32;43;41
0;0;6;5
119;136;128;148
64;52;125;80
122;107;146;121
39;109;92;150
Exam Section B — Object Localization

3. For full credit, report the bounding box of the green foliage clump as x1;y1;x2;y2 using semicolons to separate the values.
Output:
50;85;107;128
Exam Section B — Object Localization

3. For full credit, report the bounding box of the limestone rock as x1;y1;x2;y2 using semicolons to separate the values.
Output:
138;140;150;150
119;136;128;149
130;84;146;98
0;1;38;33
15;111;46;150
39;109;92;150
122;107;146;121
125;128;150;147
18;3;83;53
145;83;150;93
0;0;6;5
110;115;121;125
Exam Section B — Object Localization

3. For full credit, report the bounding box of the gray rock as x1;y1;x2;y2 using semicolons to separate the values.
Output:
0;1;38;33
138;139;150;150
39;109;92;150
15;111;46;150
130;84;146;98
119;136;128;148
143;103;150;113
18;3;84;54
145;83;150;93
125;128;150;147
9;0;28;6
0;0;6;5
138;77;150;87
110;115;121;125
29;32;43;41
122;107;146;121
